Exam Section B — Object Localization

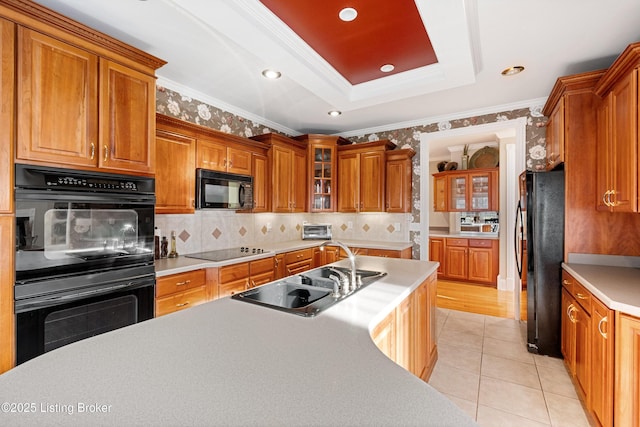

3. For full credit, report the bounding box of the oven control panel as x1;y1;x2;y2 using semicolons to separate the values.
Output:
47;175;138;191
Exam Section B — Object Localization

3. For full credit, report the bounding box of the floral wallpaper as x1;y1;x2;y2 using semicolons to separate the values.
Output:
156;84;548;258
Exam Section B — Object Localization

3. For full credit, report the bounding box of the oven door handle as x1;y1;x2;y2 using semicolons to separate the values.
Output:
15;280;154;313
15;189;154;204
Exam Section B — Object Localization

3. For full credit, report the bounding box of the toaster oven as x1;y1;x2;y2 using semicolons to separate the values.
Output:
302;224;332;240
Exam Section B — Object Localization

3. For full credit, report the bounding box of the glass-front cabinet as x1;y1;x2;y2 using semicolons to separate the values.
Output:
295;134;350;212
312;147;333;210
434;168;498;212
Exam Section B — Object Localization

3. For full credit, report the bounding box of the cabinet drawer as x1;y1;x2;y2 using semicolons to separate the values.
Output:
250;257;274;275
250;271;275;288
286;260;313;276
572;282;592;314
446;238;468;247
156;285;207;316
468;239;493;248
218;278;249;298
561;270;575;295
284;248;313;264
156;269;206;298
219;262;249;284
367;248;400;258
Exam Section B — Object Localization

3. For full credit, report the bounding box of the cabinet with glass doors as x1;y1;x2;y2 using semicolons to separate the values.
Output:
294;134;350;212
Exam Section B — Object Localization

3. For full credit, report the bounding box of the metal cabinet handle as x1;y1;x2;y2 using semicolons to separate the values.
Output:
602;191;611;207
104;145;109;162
575;293;588;300
90;143;95;160
567;304;577;323
610;190;620;207
176;301;190;307
176;280;191;286
598;316;608;339
562;279;571;285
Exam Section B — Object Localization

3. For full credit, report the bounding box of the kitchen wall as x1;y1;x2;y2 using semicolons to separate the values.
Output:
156;84;547;256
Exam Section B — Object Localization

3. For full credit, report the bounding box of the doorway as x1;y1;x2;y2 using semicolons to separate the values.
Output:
419;117;527;320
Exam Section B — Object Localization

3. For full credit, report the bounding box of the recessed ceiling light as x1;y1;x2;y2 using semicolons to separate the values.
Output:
339;7;358;22
380;64;395;73
328;110;342;117
261;69;281;79
501;65;525;76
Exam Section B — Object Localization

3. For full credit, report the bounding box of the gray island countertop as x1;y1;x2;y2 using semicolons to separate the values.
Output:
0;256;474;426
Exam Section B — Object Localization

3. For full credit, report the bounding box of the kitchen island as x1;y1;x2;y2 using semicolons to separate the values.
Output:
0;256;474;426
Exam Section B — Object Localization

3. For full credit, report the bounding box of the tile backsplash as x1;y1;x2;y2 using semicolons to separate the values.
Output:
155;212;411;255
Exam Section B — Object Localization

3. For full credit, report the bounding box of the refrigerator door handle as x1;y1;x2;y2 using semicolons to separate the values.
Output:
514;200;523;276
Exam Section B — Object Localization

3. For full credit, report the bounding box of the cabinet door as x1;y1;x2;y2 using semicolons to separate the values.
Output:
448;174;467;211
99;59;155;175
574;304;591;400
0;215;15;373
469;171;496;211
251;152;269;212
273;254;286;279
615;313;640;426
0;18;14;214
197;139;226;171
337;152;359;212
386;157;410;213
433;175;447;212
468;247;493;283
445;246;467;280
249;271;274;288
396;296;414;373
609;70;638;212
226;146;252;175
561;288;576;374
415;279;429;379
429;238;445;276
596;94;613;212
291;149;307;212
371;310;396;361
546;97;564;170
218;278;249;298
309;144;336;212
17;27;98;168
271;145;293;212
360;151;385;212
155;130;196;213
590;297;613;427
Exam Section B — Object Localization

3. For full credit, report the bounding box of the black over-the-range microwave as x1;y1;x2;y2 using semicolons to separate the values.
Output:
195;168;254;210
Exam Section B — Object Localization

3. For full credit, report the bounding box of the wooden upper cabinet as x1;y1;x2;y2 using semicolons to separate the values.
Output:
15;23;163;176
337;140;395;213
17;27;99;168
0;18;14;214
197;138;252;175
99;59;155;175
433;168;498;212
295;134;350;212
545;97;565;170
385;148;415;213
155;127;196;214
250;133;307;213
251;151;269;212
597;70;638;212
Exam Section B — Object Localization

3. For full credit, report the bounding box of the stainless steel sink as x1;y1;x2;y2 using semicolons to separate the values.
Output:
231;266;386;317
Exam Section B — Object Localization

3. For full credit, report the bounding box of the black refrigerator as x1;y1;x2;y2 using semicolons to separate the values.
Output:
515;170;565;358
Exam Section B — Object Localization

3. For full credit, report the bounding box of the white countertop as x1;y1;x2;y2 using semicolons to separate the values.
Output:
562;263;640;317
0;257;474;426
155;239;414;277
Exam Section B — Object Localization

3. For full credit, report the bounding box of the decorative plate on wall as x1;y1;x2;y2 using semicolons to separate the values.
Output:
469;146;499;168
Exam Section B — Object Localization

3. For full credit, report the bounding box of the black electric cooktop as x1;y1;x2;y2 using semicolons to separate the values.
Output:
185;247;269;262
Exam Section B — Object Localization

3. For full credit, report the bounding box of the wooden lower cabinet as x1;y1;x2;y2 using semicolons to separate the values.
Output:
284;248;314;276
562;270;619;427
217;257;276;298
615;313;640;426
429;237;498;286
370;272;437;381
0;216;15;373
156;269;208;316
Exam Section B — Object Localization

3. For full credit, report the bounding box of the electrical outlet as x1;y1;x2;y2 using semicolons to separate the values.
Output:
393;222;401;232
347;221;353;230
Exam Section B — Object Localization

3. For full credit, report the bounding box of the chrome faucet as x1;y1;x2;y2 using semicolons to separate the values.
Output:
320;241;357;292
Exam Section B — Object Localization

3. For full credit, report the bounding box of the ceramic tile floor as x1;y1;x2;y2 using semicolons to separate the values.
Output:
428;308;591;426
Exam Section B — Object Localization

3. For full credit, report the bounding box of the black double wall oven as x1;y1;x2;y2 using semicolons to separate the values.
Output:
14;165;156;365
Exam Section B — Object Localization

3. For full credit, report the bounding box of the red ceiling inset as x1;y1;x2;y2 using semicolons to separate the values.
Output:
259;0;438;85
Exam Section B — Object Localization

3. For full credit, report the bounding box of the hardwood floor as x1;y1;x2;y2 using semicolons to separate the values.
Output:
437;279;527;321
